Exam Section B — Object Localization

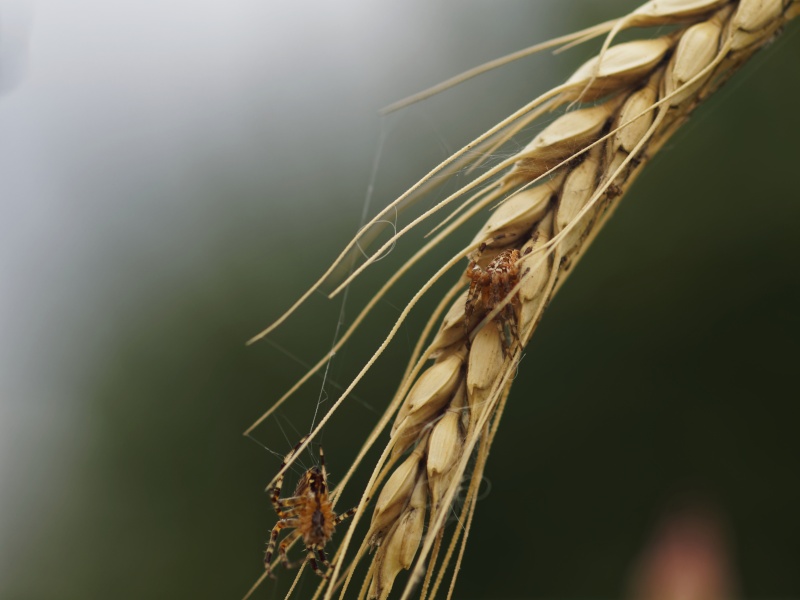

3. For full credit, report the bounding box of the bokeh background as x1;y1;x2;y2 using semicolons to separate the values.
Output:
1;1;799;598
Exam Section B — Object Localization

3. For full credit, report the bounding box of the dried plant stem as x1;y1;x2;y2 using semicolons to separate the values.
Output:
247;1;799;598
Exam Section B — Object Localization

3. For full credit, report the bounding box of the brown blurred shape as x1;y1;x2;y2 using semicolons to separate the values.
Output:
628;506;737;600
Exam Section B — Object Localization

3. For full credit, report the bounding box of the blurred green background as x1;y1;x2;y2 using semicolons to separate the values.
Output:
1;1;799;598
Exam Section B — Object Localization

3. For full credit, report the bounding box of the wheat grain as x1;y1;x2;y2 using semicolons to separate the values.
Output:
246;1;798;598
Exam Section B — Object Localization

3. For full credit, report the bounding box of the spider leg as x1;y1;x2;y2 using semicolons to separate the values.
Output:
317;548;336;580
474;264;516;355
264;518;299;574
307;547;327;578
270;436;310;512
277;529;302;570
276;496;304;510
506;260;522;353
318;445;328;495
275;507;298;520
501;300;521;356
464;262;483;343
333;506;357;526
269;479;284;513
317;548;331;569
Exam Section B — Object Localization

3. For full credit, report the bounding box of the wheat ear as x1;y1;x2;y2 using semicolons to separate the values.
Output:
246;1;799;599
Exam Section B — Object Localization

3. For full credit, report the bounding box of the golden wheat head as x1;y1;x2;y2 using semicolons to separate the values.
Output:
245;1;799;599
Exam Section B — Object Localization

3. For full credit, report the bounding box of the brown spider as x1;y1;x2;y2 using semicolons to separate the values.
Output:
465;245;525;353
264;437;356;578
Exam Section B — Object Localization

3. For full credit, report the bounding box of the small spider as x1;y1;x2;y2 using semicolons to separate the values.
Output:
465;245;526;353
264;437;356;578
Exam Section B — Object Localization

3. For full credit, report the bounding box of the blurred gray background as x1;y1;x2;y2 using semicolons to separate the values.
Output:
1;1;799;598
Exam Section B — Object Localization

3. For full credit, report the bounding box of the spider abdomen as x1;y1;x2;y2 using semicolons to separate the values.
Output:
299;501;336;547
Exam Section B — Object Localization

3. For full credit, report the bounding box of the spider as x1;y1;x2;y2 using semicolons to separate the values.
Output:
264;437;357;579
465;245;526;353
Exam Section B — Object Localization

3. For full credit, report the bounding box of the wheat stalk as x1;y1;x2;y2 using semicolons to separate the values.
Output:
246;1;799;598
